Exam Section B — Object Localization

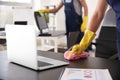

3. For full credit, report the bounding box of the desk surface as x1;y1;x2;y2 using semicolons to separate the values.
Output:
0;50;120;80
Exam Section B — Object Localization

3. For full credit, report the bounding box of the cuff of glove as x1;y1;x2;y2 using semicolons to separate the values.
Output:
44;9;50;13
64;51;89;60
83;16;88;22
85;29;96;38
38;9;50;13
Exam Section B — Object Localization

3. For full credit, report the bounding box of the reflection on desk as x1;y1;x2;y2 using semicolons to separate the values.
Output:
0;50;120;80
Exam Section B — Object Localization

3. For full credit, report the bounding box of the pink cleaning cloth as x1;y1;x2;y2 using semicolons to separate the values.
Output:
64;51;89;60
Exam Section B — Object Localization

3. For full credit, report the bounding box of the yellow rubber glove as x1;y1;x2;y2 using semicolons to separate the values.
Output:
68;29;96;57
38;9;50;13
81;16;88;32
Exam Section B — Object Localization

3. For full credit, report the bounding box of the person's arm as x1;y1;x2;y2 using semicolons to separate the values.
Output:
38;1;63;13
80;0;88;32
88;0;108;32
50;2;63;13
80;0;88;16
64;0;109;60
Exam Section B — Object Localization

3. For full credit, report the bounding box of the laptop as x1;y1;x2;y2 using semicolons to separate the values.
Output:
34;12;66;36
5;24;69;70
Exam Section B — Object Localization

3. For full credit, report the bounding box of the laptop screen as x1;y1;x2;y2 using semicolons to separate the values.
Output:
34;12;48;30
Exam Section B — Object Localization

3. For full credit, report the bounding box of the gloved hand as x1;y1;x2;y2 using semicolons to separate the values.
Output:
81;16;88;32
64;29;95;60
38;9;50;13
64;51;89;60
72;29;95;53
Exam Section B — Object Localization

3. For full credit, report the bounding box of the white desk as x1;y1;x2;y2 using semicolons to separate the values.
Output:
37;34;65;52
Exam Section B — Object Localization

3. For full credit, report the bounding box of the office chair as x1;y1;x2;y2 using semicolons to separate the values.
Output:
95;26;118;60
95;7;118;60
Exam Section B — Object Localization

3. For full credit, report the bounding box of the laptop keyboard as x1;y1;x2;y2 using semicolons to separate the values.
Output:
38;61;53;67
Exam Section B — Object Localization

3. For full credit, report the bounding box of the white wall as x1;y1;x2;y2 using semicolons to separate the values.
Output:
0;0;32;3
0;6;13;28
0;0;33;28
33;0;41;11
12;7;34;25
86;0;98;21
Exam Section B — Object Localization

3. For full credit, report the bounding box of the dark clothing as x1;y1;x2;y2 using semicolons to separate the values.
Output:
63;0;84;48
106;0;120;60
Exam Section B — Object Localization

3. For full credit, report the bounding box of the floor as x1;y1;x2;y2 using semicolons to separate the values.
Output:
0;44;6;51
